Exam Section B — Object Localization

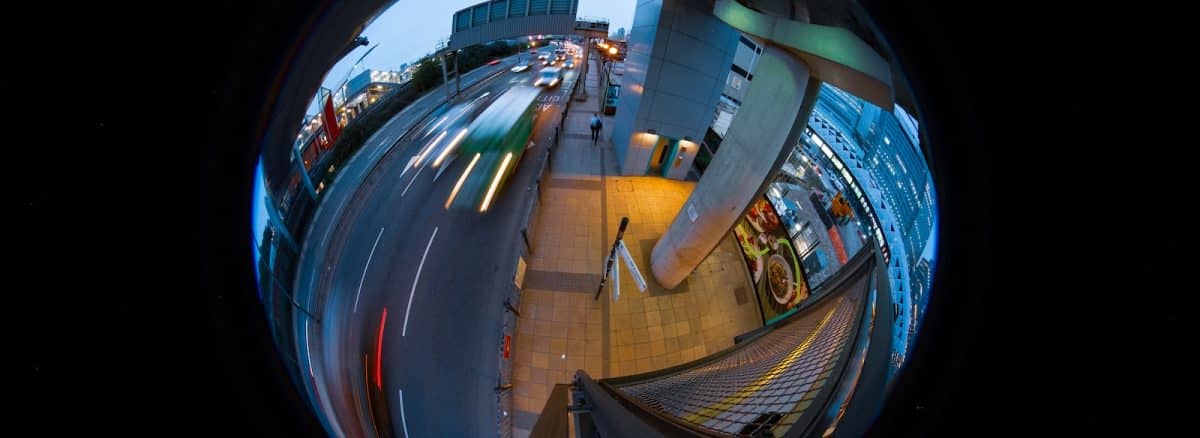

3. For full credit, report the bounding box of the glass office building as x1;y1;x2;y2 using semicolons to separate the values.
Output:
760;82;938;372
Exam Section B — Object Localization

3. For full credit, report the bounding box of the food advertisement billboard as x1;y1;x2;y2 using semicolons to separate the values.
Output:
732;197;811;323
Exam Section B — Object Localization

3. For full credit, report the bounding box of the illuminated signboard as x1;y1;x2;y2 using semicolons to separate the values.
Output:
733;197;811;323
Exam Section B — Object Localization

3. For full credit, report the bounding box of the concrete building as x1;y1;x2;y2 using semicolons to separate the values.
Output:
334;69;406;125
610;0;740;180
711;34;763;139
720;35;762;105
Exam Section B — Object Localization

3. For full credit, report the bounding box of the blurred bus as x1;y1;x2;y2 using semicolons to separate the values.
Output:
441;86;542;213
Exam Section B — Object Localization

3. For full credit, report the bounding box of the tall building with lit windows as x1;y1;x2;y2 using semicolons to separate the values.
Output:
815;84;934;275
859;105;934;273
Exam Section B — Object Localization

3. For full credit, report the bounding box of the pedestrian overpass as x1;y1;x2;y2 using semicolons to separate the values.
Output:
437;0;608;98
448;0;607;50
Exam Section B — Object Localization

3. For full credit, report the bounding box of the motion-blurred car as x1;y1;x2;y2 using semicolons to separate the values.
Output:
564;58;574;69
511;64;530;73
534;67;562;87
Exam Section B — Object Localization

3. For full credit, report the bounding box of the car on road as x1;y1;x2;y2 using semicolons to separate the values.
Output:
534;67;563;87
564;58;575;69
511;64;530;73
538;54;549;65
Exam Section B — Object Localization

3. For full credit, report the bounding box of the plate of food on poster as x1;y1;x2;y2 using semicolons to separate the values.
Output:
732;197;810;319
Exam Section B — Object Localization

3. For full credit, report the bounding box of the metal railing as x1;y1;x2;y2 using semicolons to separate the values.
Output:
573;244;880;436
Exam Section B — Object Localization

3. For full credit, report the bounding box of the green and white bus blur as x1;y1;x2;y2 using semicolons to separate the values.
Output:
439;86;542;213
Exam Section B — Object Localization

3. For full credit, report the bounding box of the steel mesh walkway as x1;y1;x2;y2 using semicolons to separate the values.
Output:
611;295;860;435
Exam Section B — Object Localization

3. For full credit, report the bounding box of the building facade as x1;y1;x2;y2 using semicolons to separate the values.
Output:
610;0;739;180
334;69;406;126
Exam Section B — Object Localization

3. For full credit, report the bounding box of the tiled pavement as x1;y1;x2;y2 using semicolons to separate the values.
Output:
510;53;762;437
605;183;762;376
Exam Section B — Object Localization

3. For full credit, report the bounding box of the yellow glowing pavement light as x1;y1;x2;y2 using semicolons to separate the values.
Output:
479;152;514;213
433;128;469;168
445;153;482;210
682;299;842;425
414;130;448;167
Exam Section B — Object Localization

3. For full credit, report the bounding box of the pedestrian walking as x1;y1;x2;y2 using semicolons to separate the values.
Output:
590;113;603;143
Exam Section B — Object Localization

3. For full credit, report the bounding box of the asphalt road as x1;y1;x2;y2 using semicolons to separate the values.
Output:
300;45;581;437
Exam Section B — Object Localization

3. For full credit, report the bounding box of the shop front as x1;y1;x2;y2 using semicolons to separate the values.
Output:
728;130;872;324
732;196;811;325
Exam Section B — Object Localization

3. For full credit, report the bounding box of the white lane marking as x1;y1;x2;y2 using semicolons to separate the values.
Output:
400;156;417;179
353;227;386;313
306;319;314;377
398;388;411;438
414;131;448;168
433;154;457;181
401;163;427;197
403;227;439;336
427;115;449;134
380;135;393;145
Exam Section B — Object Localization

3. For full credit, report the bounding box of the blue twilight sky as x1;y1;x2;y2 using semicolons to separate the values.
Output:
310;0;636;112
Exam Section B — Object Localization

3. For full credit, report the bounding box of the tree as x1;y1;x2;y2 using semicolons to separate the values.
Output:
410;56;443;92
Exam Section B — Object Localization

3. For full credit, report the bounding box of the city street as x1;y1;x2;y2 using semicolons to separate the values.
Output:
296;46;580;437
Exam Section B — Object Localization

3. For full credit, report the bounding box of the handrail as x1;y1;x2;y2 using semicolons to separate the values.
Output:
803;270;878;437
575;371;709;437
761;251;877;438
608;243;876;387
733;241;875;344
587;244;878;437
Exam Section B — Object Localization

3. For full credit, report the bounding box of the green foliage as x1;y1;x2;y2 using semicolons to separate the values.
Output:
456;41;520;76
410;56;444;92
315;40;522;192
318;85;420;189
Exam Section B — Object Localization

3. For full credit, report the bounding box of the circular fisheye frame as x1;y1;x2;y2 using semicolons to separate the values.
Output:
250;1;937;436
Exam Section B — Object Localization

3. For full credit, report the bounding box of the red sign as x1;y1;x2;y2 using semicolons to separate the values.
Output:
827;226;849;265
503;335;512;359
322;93;341;143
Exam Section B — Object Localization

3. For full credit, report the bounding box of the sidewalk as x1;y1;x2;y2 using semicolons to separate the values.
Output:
509;53;762;438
